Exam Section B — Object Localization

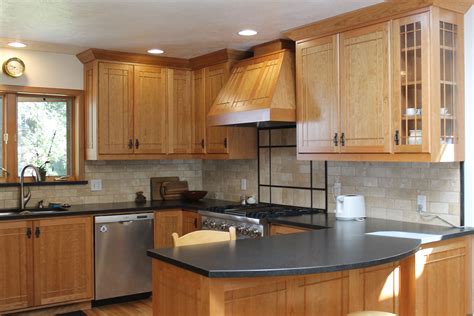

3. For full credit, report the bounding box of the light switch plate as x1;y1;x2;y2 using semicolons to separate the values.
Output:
91;179;102;192
417;195;427;213
241;179;247;191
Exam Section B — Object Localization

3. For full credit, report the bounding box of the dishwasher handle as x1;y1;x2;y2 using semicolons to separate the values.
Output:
95;213;154;224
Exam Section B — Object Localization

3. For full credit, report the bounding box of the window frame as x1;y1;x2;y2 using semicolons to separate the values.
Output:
0;85;84;183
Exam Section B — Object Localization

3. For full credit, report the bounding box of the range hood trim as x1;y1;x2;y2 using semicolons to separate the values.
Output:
207;108;296;127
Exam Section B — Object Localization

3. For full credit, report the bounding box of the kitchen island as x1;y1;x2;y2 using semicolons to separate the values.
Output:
147;215;474;316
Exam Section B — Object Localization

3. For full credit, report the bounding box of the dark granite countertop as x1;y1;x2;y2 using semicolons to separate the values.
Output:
147;213;474;278
0;199;238;221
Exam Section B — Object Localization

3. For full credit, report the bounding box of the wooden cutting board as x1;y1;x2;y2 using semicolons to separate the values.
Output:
150;177;180;201
161;181;188;200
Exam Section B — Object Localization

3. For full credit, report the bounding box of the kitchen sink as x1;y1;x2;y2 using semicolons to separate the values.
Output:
366;231;443;243
0;208;69;216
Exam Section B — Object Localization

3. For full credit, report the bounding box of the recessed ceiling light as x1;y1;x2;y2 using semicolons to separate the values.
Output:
147;48;164;54
238;29;258;36
8;42;27;48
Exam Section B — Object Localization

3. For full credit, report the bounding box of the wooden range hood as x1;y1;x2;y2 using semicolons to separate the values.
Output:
207;40;296;126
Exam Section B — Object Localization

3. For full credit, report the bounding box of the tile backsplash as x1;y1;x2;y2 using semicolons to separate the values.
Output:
0;152;461;227
0;160;202;209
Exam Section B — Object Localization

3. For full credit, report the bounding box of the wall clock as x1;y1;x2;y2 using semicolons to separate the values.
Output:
2;57;26;78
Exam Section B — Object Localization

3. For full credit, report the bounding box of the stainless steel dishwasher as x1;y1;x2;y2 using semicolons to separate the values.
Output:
94;213;154;300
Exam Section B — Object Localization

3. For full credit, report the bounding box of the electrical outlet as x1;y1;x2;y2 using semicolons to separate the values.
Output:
333;182;341;197
417;195;427;213
91;179;102;192
241;179;247;191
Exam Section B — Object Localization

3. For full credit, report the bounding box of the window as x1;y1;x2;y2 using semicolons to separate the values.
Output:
16;96;72;176
0;87;82;183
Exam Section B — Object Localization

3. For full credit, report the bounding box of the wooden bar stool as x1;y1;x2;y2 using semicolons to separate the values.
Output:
172;227;236;247
348;312;396;316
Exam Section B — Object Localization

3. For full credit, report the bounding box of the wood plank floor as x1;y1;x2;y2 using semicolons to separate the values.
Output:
85;299;152;316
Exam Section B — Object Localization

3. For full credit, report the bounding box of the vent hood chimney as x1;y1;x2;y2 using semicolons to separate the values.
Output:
207;40;296;126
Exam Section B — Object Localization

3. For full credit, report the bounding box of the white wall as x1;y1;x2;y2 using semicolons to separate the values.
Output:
0;48;83;89
464;7;474;227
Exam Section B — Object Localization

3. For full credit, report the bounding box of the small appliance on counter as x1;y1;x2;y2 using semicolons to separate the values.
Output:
335;194;366;220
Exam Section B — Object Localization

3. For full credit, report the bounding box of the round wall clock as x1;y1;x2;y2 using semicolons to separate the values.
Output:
2;57;26;78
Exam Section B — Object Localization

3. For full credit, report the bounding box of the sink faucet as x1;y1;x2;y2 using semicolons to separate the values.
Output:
20;164;42;210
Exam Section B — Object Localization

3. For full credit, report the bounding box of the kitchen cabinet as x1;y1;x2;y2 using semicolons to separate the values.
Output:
33;217;93;306
270;224;309;235
294;6;465;162
182;211;202;235
82;50;256;160
98;62;134;155
400;236;471;316
134;65;168;154
0;221;33;312
154;210;202;248
168;69;193;154
192;68;206;153
0;217;93;314
339;22;391;153
297;35;339;153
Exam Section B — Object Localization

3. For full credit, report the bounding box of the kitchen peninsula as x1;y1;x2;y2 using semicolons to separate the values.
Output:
148;215;474;316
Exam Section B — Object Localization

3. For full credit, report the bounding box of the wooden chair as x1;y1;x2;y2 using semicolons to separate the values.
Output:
347;312;396;316
172;227;237;247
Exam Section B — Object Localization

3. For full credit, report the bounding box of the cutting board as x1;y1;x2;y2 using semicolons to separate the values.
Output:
150;177;180;201
161;181;188;200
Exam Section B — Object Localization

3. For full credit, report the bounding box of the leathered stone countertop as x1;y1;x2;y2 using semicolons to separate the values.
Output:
147;213;474;278
0;199;238;221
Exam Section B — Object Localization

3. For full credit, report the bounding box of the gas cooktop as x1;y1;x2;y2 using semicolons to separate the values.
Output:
205;204;323;219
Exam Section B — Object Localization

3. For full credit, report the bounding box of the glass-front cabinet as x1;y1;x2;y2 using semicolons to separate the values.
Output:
392;8;464;160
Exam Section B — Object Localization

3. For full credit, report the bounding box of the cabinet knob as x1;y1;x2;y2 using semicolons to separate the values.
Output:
135;139;140;149
333;133;338;146
395;130;400;146
340;133;345;146
26;227;32;239
224;138;228;148
201;139;205;149
128;139;133;149
35;227;41;238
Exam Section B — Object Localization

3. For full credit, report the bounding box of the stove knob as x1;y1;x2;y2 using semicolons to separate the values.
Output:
242;227;251;236
220;223;230;231
251;229;261;237
209;220;217;229
236;225;246;234
202;219;210;228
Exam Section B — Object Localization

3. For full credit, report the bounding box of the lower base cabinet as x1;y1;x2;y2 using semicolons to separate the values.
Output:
153;236;473;316
154;209;201;248
0;217;93;314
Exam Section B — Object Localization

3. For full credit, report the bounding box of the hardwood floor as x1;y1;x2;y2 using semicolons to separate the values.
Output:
85;299;152;316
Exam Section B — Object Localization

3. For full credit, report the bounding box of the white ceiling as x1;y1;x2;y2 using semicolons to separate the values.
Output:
0;0;382;58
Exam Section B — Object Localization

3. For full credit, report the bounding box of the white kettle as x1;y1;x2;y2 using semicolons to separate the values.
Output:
335;194;366;220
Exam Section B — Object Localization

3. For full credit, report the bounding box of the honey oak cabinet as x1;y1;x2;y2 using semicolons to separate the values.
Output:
134;65;168;154
191;62;258;158
295;6;465;162
0;217;93;314
97;62;134;155
154;210;201;248
0;221;33;313
33;217;93;306
270;224;309;235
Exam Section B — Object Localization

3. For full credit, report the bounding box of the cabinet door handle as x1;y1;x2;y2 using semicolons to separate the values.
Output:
194;218;198;228
128;139;133;149
340;133;345;146
35;227;41;238
26;227;32;239
333;133;338;146
135;139;140;149
224;138;228;149
201;139;205;149
395;130;400;146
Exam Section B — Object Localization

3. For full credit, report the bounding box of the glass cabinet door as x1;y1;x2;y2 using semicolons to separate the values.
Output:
439;19;459;146
392;13;430;153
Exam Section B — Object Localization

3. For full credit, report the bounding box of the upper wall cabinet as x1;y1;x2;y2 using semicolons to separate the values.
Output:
294;5;465;162
80;48;256;160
